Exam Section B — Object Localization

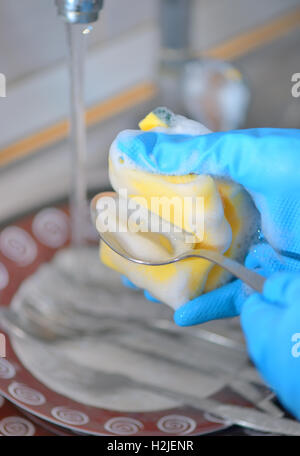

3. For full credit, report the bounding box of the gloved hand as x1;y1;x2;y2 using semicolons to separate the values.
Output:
241;271;300;420
115;128;300;321
115;127;300;419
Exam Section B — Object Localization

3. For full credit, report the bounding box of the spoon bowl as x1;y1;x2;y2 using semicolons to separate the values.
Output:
91;192;266;293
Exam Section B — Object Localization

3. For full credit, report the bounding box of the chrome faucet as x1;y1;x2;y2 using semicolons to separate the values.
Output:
55;0;104;24
159;0;191;57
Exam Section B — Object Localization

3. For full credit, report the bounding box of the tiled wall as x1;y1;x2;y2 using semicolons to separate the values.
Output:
1;0;298;83
0;0;158;83
190;0;299;52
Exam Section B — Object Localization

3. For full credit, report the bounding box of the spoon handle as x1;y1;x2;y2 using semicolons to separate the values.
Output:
191;249;266;293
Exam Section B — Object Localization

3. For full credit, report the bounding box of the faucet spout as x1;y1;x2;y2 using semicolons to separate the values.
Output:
55;0;104;24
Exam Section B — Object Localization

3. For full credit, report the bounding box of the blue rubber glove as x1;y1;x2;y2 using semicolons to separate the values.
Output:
241;271;300;420
115;128;300;322
115;127;300;419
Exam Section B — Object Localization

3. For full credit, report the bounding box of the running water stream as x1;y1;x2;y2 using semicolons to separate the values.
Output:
65;23;89;246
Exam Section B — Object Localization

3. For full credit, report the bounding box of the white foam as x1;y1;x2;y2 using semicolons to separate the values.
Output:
109;112;211;174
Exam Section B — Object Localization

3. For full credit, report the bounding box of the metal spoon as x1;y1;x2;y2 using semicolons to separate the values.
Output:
91;192;265;293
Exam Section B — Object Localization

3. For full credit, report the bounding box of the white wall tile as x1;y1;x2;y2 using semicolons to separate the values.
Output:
190;0;300;52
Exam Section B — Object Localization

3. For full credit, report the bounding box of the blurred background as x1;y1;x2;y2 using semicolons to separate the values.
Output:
0;0;299;222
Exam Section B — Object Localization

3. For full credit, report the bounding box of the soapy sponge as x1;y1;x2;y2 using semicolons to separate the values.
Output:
100;109;257;309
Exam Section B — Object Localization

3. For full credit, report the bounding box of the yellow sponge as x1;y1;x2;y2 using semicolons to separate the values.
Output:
100;109;257;309
138;111;168;131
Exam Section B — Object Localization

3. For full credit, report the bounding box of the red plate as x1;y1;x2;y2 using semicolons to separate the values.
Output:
0;204;262;436
0;394;76;436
